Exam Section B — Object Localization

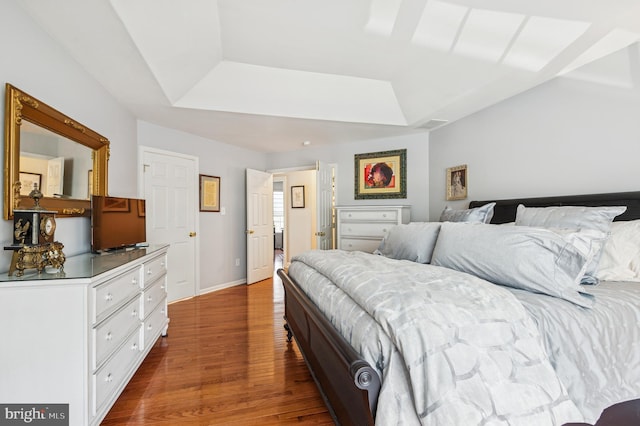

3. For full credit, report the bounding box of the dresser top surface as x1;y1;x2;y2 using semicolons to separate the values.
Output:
0;244;168;283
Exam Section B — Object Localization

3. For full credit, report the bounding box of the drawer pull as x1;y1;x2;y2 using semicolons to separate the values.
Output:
382;213;387;217
105;332;113;341
131;309;138;317
147;324;153;331
147;296;153;302
131;277;137;285
131;343;138;351
160;261;165;267
147;269;152;275
348;213;352;217
105;293;113;302
105;373;113;383
382;228;387;233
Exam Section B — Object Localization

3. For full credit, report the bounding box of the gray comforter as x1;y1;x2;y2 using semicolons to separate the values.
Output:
509;281;640;423
288;250;586;425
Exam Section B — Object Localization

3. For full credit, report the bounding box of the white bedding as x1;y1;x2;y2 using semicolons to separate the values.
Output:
289;250;588;425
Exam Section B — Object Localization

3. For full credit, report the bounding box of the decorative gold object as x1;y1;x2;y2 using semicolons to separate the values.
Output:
7;242;65;277
64;119;86;133
4;187;65;276
4;83;110;219
61;208;86;215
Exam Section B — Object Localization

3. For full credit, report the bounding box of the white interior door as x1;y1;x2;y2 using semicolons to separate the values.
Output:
142;148;198;302
46;156;64;196
246;168;273;284
315;161;333;250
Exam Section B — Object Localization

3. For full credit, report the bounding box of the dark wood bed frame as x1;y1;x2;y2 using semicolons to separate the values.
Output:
278;191;640;426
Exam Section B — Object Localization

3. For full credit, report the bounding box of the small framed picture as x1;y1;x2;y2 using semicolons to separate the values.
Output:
446;164;468;201
291;185;305;208
103;196;131;212
19;172;42;196
200;174;221;212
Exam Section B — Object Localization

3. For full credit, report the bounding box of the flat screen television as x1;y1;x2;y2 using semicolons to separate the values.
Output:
91;195;146;252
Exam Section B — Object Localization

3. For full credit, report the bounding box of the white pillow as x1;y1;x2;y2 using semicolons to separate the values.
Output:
596;220;640;282
439;202;496;223
515;204;627;283
374;222;441;263
431;222;594;307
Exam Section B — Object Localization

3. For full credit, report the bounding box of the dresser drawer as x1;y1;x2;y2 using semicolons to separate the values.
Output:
339;238;382;253
339;209;399;222
93;267;141;323
93;295;141;370
142;300;167;350
142;254;167;288
140;277;166;320
93;328;141;415
340;222;393;238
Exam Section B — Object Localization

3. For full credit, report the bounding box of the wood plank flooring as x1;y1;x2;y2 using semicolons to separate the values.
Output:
102;261;333;425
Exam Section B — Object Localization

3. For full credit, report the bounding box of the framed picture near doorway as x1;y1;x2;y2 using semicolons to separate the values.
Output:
199;174;221;212
291;185;305;208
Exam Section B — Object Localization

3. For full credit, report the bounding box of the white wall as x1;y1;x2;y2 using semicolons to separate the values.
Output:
136;121;268;292
280;170;316;265
0;2;138;263
429;44;640;220
267;132;431;221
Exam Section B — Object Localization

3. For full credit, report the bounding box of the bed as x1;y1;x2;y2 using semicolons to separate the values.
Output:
277;191;640;425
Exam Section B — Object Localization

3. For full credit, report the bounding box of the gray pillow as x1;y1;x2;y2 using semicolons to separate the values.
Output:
439;202;496;223
515;204;627;283
375;222;441;263
431;222;594;307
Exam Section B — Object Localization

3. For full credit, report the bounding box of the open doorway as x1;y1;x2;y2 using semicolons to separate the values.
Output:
273;177;286;269
260;162;336;276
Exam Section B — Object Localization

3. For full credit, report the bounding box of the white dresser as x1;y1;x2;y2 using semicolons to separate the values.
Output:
0;245;169;426
336;206;411;253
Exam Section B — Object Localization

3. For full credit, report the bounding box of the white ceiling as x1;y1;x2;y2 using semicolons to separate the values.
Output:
16;0;640;153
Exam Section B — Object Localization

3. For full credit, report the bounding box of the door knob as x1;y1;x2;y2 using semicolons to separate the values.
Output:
189;232;197;237
315;231;326;237
246;230;255;234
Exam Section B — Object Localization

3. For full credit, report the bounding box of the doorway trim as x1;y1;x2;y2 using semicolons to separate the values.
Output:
138;145;201;298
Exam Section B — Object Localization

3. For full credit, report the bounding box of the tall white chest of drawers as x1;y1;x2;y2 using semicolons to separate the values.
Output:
336;206;411;253
0;245;169;426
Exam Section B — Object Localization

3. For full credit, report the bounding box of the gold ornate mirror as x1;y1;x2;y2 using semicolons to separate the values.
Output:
4;83;109;219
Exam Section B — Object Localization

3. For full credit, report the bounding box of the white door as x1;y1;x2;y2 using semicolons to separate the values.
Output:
315;161;333;250
142;148;198;302
46;157;64;196
246;168;273;284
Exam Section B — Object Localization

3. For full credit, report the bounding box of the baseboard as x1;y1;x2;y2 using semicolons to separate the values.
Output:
199;279;246;295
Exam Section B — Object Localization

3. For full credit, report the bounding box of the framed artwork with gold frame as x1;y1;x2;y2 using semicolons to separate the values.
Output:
446;164;468;201
354;149;406;199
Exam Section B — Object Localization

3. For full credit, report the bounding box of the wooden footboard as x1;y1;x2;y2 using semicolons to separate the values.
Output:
278;268;380;426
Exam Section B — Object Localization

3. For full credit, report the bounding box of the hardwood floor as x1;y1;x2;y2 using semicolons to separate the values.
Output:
102;255;333;425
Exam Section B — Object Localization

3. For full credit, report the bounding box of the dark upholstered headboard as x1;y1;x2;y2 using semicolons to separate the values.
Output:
468;191;640;224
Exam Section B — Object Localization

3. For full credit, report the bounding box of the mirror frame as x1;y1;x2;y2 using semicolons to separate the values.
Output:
4;83;109;219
